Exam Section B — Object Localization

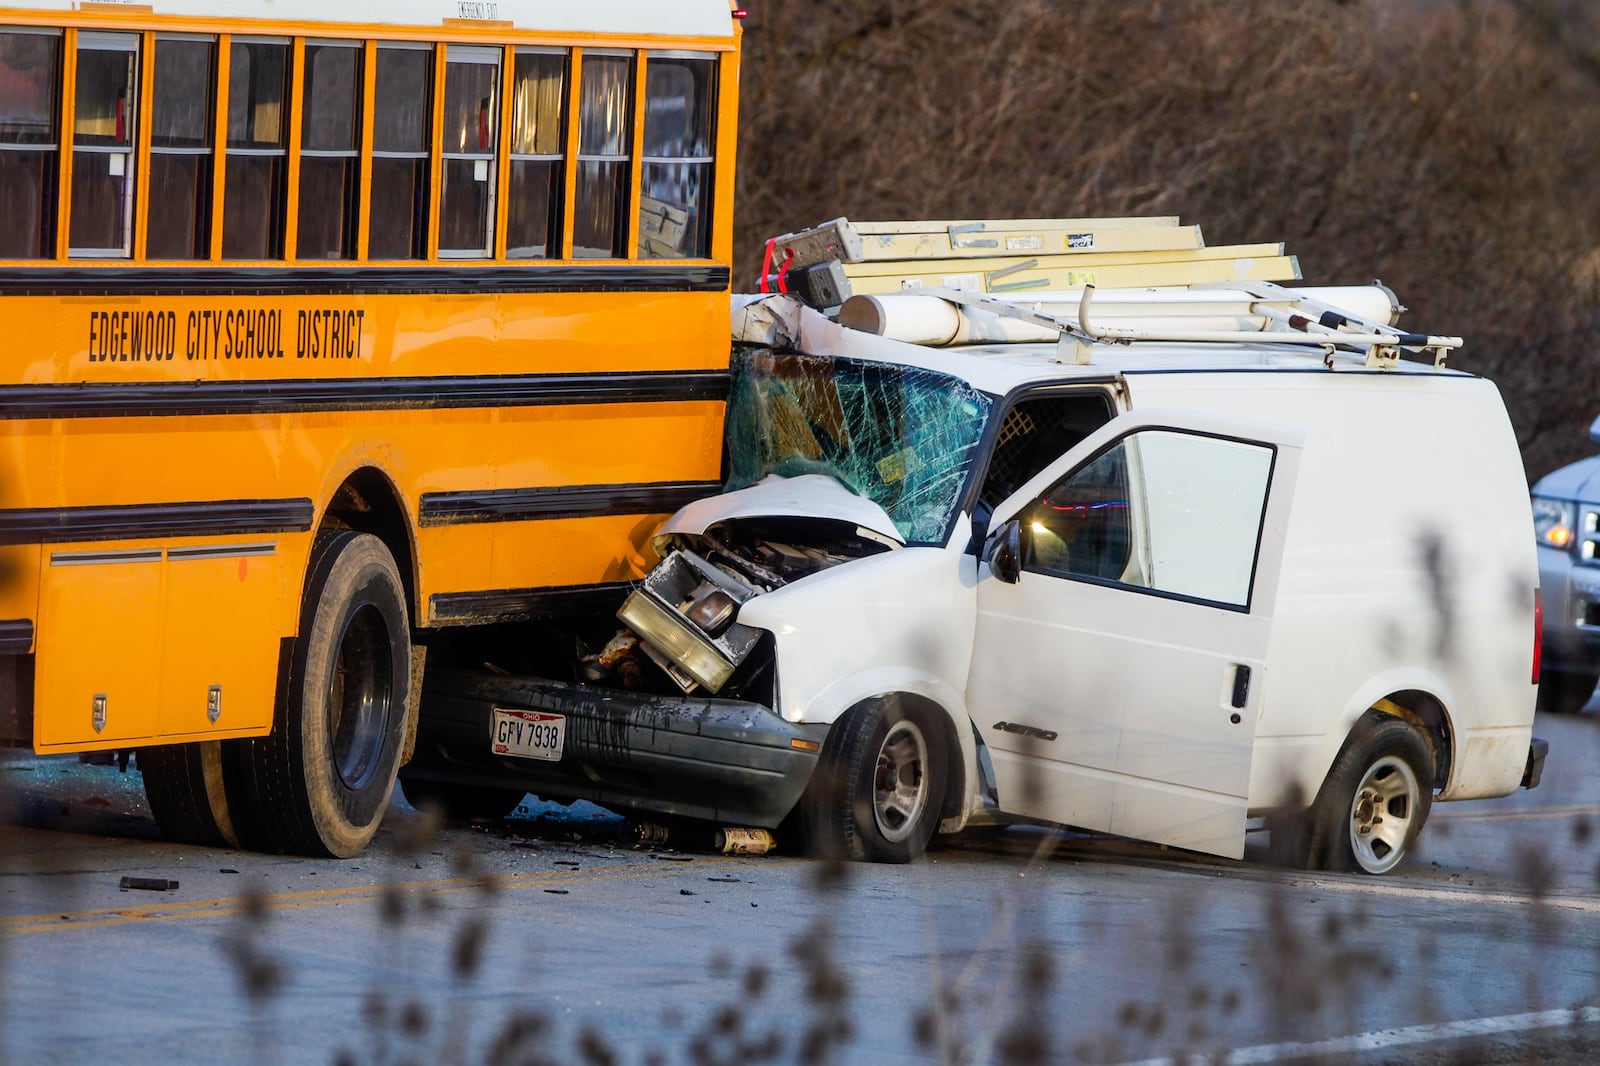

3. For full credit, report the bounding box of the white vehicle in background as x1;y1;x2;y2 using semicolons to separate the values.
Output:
1531;413;1600;714
410;218;1549;875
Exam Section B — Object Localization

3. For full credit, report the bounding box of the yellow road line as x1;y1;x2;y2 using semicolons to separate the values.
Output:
2;858;796;937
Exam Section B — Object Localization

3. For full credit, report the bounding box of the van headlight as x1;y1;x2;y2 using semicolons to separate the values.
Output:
1532;495;1577;550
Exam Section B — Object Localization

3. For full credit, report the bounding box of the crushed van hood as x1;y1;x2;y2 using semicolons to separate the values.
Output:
655;474;905;546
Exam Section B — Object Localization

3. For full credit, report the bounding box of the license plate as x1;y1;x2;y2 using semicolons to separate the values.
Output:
490;707;565;762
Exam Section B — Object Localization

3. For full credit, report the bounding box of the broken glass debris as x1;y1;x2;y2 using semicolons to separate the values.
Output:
723;348;993;544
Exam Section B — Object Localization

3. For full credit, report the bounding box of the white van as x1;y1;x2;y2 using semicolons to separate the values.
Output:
411;267;1547;876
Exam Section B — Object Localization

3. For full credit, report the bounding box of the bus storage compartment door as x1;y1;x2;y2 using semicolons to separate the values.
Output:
34;547;167;749
32;543;285;751
158;542;283;739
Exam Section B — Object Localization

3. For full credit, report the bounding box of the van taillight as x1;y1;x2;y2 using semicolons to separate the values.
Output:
1533;593;1543;685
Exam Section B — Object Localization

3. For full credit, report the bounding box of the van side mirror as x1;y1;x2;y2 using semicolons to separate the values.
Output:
1589;413;1600;448
985;519;1023;584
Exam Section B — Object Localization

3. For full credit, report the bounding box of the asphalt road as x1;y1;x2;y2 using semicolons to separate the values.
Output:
0;706;1594;1065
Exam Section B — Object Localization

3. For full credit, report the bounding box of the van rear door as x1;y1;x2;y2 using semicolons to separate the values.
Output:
968;408;1302;858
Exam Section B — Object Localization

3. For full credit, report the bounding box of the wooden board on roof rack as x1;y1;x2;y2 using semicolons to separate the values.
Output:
845;253;1303;296
766;216;1190;272
850;217;1182;234
851;223;1204;261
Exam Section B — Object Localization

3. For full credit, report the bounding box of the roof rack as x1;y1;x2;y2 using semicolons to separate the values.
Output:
852;285;1461;370
761;217;1461;370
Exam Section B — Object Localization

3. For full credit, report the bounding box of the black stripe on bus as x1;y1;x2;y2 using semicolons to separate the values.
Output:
429;582;634;626
418;481;722;527
0;264;730;297
0;370;732;420
0;499;315;546
0;619;33;655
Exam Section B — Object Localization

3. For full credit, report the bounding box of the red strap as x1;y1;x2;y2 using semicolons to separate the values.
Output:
759;236;778;292
776;248;795;294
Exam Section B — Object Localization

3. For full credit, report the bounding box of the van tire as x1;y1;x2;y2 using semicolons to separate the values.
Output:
239;531;411;858
1535;668;1598;715
802;699;945;864
139;741;243;849
1305;714;1433;875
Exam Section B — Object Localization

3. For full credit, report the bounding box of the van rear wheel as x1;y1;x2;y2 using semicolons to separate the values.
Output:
1305;714;1433;875
238;531;411;858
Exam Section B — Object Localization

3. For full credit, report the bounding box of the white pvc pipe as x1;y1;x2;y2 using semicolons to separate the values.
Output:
838;284;1405;347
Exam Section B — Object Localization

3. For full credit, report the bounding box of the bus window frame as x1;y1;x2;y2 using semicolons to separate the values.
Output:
1;14;738;269
68;29;140;259
295;36;363;262
367;39;433;262
220;33;292;261
0;25;64;261
638;48;717;261
142;31;216;261
503;45;568;261
437;42;500;260
572;46;634;261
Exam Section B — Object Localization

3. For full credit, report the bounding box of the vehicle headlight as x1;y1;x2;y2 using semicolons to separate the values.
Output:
1532;495;1578;550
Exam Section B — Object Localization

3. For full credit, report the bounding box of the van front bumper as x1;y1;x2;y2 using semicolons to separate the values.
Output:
408;668;824;828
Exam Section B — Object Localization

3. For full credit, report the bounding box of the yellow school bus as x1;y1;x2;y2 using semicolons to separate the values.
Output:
0;0;743;855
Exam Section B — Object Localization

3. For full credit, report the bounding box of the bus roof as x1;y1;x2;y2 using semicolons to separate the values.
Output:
0;0;740;39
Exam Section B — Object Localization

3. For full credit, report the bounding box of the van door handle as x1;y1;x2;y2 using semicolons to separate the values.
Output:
1230;664;1251;710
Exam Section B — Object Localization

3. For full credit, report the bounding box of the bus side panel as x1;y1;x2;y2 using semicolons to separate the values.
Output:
33;539;288;752
34;549;166;748
159;546;284;739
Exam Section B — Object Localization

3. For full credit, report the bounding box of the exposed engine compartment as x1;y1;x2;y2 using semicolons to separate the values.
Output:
581;515;896;700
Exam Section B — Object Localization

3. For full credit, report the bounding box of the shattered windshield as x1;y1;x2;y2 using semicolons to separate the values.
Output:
724;347;994;544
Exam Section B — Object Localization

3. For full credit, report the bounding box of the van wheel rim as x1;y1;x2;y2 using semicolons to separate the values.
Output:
327;603;393;792
1348;754;1419;874
873;719;929;844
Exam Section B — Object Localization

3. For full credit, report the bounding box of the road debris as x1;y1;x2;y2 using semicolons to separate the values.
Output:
715;828;775;855
119;877;178;892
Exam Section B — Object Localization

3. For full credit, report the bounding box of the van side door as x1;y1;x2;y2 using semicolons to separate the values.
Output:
966;408;1302;859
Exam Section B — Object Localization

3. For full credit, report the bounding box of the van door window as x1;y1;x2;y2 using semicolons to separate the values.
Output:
1025;429;1274;609
976;391;1115;516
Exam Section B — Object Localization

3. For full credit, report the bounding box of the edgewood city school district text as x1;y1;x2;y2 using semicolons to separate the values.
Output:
86;308;367;363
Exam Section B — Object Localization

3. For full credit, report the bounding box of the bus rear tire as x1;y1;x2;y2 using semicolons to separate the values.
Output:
241;531;411;858
139;741;243;849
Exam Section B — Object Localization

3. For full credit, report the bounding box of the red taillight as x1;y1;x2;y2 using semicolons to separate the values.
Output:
1533;592;1543;685
732;7;748;18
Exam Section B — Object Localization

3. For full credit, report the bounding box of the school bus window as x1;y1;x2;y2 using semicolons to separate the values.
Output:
70;32;138;258
0;29;60;259
369;44;431;260
223;38;289;260
147;37;214;260
298;41;361;260
506;48;566;259
639;54;715;260
439;45;499;258
573;51;632;259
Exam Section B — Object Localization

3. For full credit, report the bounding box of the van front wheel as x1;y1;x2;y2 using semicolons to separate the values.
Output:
803;700;945;864
1307;715;1433;875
